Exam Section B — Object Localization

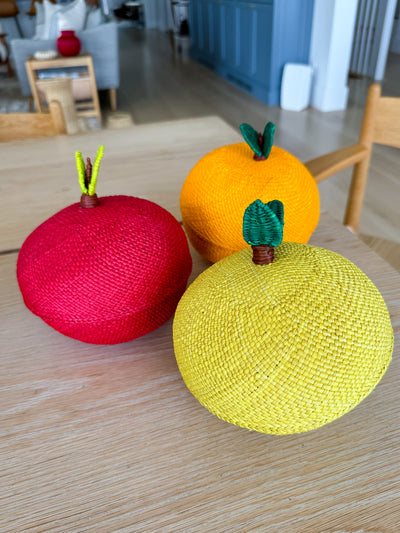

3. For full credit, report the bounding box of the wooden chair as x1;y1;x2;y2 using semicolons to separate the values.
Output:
0;101;67;142
305;83;400;272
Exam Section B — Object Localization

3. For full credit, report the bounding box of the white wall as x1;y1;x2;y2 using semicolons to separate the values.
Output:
309;0;359;111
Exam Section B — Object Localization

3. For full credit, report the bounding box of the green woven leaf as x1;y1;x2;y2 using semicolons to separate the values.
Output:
240;122;276;159
243;199;284;247
240;123;262;157
266;199;284;225
88;145;104;196
262;122;276;158
75;151;87;194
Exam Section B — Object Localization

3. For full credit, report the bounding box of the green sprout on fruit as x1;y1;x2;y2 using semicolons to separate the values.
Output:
76;145;104;196
243;199;284;265
240;122;276;160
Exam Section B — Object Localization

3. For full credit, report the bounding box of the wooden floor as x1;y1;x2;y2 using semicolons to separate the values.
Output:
116;27;399;243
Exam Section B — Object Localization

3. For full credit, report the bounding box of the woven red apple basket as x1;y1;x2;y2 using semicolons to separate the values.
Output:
17;147;192;344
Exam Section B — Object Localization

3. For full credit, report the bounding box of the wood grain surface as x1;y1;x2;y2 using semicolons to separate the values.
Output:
1;118;399;532
0;116;241;252
0;101;66;143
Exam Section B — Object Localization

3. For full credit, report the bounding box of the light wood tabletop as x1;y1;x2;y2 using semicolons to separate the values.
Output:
0;116;242;252
1;118;399;532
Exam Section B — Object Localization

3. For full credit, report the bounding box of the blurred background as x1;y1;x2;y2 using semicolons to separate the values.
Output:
0;0;399;248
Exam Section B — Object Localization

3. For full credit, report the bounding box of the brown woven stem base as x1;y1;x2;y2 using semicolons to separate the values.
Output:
80;193;99;208
251;245;274;265
253;133;267;160
85;157;92;189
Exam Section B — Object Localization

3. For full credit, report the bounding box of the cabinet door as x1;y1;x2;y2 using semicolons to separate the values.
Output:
190;0;220;64
219;1;272;85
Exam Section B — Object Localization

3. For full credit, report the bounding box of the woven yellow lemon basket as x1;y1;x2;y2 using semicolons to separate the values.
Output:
173;200;394;435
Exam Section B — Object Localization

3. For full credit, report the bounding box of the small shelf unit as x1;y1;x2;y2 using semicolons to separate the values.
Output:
25;53;101;121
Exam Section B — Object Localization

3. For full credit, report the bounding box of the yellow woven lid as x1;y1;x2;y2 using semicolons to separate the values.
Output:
173;243;393;435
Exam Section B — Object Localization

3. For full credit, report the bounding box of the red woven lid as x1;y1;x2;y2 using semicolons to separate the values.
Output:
17;195;192;344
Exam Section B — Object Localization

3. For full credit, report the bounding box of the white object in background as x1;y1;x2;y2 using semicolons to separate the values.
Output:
280;64;313;111
42;0;62;39
55;0;87;34
309;0;358;112
34;50;58;60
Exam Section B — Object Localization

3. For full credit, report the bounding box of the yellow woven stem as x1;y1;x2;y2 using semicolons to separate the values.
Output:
88;145;104;196
75;151;87;194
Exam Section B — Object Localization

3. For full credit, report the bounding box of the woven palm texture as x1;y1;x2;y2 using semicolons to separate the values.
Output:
173;243;393;435
17;196;192;344
180;123;320;264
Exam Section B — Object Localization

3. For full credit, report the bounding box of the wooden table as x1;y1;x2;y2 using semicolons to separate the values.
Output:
1;117;399;532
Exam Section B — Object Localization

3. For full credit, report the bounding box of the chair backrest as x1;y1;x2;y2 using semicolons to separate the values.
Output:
0;101;66;142
369;86;400;149
305;83;400;232
345;83;400;230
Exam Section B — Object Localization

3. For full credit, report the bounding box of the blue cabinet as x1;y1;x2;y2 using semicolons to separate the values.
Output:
189;0;314;106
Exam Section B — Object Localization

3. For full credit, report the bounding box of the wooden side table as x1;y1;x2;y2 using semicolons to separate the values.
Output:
25;53;101;122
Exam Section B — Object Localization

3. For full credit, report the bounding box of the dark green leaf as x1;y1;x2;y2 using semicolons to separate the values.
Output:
266;199;284;225
262;122;276;158
240;123;262;156
243;199;284;247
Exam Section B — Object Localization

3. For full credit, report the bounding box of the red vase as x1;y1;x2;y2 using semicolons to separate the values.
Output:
57;30;81;57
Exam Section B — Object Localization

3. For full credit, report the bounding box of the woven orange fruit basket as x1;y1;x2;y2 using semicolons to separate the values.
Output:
180;122;320;263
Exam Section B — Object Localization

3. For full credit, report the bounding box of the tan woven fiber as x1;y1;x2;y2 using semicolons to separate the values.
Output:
173;243;393;435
